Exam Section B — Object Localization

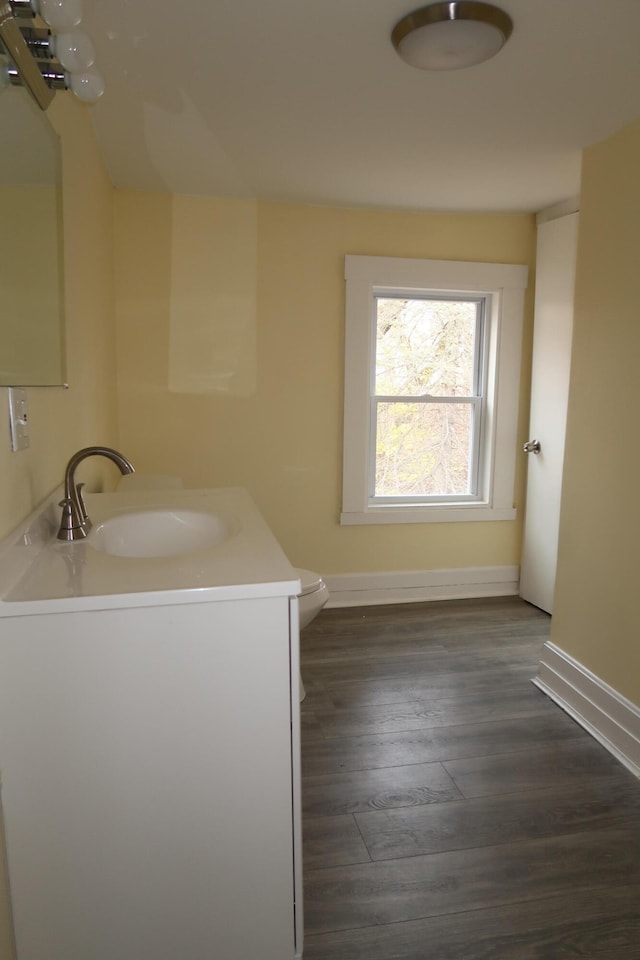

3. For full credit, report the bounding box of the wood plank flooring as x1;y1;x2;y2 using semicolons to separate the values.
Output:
300;596;640;959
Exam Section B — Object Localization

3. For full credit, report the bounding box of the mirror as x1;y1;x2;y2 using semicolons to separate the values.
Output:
0;82;65;385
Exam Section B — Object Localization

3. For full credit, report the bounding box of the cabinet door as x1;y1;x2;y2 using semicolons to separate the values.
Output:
0;597;296;960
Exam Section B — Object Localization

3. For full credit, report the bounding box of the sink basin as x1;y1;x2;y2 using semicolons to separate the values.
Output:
0;487;300;614
88;509;234;558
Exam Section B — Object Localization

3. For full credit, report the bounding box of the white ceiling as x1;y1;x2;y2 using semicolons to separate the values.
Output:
81;0;640;213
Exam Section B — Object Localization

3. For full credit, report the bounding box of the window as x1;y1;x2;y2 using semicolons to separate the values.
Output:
373;294;487;502
342;256;528;524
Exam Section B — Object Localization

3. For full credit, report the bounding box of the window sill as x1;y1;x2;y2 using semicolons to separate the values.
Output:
340;504;517;525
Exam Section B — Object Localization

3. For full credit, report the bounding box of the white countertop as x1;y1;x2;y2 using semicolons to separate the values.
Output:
0;487;300;617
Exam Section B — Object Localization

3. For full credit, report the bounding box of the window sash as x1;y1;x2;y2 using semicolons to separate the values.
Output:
369;295;487;504
369;396;483;503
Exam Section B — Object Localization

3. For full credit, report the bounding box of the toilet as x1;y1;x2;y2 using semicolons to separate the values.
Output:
296;567;329;629
295;568;329;701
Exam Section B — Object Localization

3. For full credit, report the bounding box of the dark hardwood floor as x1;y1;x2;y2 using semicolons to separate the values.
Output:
300;596;640;959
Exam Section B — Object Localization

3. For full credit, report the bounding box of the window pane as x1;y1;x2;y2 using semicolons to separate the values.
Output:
375;298;478;397
375;402;473;497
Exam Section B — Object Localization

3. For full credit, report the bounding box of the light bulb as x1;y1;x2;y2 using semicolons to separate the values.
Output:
35;0;83;32
67;66;104;103
51;30;95;72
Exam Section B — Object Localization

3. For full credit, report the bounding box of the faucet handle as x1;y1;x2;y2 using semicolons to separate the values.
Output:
56;498;87;542
76;482;90;526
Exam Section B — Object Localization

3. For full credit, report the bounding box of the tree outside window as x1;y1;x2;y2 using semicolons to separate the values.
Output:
373;296;484;500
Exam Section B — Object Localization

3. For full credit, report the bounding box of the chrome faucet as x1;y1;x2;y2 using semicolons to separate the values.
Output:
57;446;135;541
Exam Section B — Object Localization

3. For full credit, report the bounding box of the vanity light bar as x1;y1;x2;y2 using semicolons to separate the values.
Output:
1;0;103;108
0;1;53;108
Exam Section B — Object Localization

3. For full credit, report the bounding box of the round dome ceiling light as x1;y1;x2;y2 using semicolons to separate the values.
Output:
391;1;513;71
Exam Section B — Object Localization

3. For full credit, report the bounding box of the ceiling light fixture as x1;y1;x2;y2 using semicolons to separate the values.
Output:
391;1;513;71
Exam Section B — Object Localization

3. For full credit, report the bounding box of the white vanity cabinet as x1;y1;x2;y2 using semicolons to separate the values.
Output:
0;488;303;960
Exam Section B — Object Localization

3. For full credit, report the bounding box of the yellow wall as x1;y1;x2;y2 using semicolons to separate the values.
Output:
0;95;118;541
551;117;640;704
114;194;535;573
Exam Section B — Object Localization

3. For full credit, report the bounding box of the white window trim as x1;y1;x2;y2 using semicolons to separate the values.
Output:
341;255;528;525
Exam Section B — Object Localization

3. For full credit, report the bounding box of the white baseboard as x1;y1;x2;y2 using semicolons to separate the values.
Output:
533;641;640;779
323;566;519;607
